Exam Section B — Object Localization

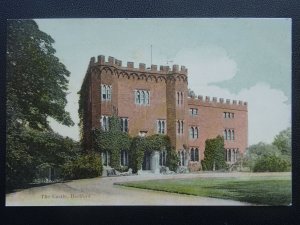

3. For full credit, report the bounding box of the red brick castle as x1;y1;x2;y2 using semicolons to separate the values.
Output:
80;55;248;172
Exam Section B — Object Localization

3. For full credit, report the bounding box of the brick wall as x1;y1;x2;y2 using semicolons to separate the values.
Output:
81;55;248;170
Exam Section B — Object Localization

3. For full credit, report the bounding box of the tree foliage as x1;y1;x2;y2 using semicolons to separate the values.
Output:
253;155;288;172
272;127;291;156
201;135;226;171
7;19;74;130
61;152;102;180
6;126;79;190
6;20;76;190
243;127;291;172
244;142;281;171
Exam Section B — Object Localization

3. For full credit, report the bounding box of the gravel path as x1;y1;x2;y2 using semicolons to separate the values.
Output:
6;172;289;206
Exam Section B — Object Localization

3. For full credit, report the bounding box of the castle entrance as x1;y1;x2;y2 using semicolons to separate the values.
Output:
142;152;151;170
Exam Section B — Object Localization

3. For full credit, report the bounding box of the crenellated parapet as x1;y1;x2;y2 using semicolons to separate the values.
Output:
88;55;188;83
188;95;247;111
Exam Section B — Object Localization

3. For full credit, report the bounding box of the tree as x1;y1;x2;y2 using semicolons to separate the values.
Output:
7;20;74;130
202;135;226;171
272;127;291;156
6;126;80;190
188;88;196;98
243;141;292;172
6;20;75;190
253;155;288;172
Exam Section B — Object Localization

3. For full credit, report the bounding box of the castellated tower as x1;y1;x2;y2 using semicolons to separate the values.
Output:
80;54;248;173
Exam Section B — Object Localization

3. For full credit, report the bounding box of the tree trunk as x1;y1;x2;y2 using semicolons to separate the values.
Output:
213;160;215;171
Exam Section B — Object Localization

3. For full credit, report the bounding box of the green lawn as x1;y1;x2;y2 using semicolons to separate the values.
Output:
116;174;291;205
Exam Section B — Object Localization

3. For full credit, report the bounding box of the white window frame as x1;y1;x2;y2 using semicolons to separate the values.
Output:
101;115;110;131
135;89;150;106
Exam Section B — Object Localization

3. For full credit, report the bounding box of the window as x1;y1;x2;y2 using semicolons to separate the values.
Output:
224;129;235;140
195;127;198;138
135;90;150;105
141;91;145;104
145;91;149;104
189;127;194;139
190;148;199;161
177;91;184;106
181;121;184;134
228;130;231;140
189;126;199;139
157;119;166;134
135;90;140;104
225;149;238;163
178;150;185;166
189;108;198;116
101;84;112;101
101;116;110;131
102;151;111;166
159;150;167;166
177;120;184;135
181;92;183;105
120;117;128;133
120;150;129;166
224;112;234;119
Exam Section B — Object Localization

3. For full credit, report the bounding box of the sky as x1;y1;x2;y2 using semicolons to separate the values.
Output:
35;18;291;145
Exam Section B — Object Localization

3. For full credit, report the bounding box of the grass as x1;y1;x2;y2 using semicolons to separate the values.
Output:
116;174;291;205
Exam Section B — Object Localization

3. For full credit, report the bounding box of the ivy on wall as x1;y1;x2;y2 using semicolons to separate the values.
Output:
201;135;226;171
93;116;131;170
129;134;179;173
78;76;89;150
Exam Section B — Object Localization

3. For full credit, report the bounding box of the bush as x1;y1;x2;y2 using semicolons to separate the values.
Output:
167;147;180;172
253;155;288;172
202;135;226;171
62;152;102;180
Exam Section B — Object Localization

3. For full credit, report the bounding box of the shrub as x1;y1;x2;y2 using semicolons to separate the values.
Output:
202;135;226;171
253;155;288;172
167;147;180;172
62;152;102;180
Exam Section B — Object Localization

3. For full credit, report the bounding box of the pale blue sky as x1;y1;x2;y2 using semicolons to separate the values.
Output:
35;18;291;145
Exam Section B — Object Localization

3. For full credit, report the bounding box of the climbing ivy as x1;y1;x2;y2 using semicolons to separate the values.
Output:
78;77;88;150
129;134;179;173
93;116;131;170
201;135;226;171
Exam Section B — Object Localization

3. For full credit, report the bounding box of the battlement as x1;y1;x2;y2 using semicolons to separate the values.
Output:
89;55;188;75
188;95;247;110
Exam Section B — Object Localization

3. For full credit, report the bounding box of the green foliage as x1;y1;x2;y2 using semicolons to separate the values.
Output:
129;137;146;173
6;20;76;190
201;135;226;171
244;142;281;170
62;152;102;180
253;155;288;172
93;116;131;170
244;136;291;172
164;136;179;171
7;19;74;130
272;127;291;156
6;125;79;190
129;134;178;173
6;125;35;189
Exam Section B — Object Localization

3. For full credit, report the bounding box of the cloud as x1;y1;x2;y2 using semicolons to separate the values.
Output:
238;83;291;145
173;46;238;85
